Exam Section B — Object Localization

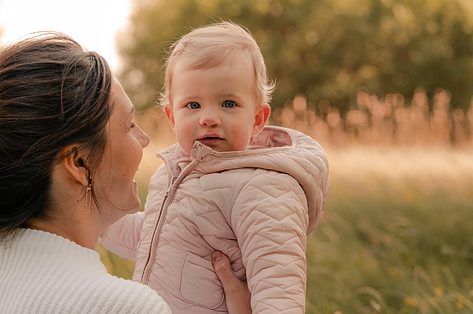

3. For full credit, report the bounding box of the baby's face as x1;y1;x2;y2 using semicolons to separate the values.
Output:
165;55;269;154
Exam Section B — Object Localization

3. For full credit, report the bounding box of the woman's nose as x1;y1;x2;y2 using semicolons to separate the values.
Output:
138;126;150;148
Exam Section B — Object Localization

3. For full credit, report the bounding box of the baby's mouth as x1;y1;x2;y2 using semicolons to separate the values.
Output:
197;136;224;146
198;133;223;140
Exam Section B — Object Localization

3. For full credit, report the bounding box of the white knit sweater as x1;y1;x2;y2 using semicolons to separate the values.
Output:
0;228;171;314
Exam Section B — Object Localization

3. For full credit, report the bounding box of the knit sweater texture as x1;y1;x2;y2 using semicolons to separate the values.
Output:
0;228;171;314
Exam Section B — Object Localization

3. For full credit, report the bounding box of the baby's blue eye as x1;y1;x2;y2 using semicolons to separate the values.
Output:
187;102;201;109
222;100;236;108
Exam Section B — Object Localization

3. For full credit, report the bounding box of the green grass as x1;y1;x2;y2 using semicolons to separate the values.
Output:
307;178;473;314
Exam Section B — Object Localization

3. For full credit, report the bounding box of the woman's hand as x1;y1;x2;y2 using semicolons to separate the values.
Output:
212;251;251;314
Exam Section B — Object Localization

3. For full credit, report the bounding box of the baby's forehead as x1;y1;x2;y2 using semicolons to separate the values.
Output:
179;49;254;71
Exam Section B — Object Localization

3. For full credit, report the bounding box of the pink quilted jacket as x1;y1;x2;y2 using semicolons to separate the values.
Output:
102;126;329;314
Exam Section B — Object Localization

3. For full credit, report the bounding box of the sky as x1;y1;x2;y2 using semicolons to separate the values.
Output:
0;0;132;71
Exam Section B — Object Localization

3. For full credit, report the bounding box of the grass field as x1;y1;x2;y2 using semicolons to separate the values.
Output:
98;143;473;314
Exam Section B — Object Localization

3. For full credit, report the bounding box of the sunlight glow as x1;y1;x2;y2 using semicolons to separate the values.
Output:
0;0;131;71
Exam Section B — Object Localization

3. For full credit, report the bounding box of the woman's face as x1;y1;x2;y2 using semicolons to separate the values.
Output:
93;78;150;224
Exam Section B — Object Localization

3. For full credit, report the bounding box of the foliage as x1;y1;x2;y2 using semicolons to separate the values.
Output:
118;0;473;112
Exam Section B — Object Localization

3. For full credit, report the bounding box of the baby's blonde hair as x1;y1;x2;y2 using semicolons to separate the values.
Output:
159;21;274;107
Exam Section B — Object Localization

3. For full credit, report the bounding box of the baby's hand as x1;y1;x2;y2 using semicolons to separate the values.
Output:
212;251;251;314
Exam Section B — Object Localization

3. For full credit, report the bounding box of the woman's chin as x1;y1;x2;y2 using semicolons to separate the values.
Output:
113;182;142;215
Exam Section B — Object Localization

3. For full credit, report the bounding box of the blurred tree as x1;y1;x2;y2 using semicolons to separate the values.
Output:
118;0;473;113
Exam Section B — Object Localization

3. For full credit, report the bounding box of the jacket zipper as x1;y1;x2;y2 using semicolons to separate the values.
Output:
140;155;202;284
140;175;176;283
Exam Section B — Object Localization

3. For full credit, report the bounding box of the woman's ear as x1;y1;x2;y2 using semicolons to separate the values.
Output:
163;105;175;128
252;103;271;135
62;145;89;186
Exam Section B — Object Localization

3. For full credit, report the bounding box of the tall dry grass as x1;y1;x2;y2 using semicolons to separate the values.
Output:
274;88;472;148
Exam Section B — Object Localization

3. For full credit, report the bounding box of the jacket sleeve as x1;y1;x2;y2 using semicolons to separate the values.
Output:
100;212;144;260
231;171;309;314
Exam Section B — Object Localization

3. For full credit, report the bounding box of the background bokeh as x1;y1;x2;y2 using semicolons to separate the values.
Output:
119;0;473;114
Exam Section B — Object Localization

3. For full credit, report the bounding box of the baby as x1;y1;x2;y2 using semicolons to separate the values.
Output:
103;21;329;314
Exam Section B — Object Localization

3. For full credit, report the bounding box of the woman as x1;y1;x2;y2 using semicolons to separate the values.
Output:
0;32;249;313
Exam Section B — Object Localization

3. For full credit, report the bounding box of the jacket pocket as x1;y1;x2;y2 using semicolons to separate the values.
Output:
178;252;226;310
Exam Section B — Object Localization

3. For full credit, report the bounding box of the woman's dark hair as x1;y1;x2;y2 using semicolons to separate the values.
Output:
0;32;112;241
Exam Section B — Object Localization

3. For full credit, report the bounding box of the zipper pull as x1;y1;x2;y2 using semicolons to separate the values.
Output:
165;176;177;196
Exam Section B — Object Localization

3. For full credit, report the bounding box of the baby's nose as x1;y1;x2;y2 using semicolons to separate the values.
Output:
199;109;220;126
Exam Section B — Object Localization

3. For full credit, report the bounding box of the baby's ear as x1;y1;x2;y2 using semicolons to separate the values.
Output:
253;103;271;135
163;105;175;128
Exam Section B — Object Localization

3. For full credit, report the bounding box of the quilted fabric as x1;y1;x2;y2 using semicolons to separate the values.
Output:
102;126;329;314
